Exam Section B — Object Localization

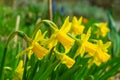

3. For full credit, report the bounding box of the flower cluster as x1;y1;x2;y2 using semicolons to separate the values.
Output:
16;16;111;74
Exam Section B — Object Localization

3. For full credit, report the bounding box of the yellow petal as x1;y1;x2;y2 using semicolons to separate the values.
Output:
97;40;111;53
103;41;111;52
16;60;23;72
32;42;49;60
16;46;32;58
72;24;84;35
34;30;47;42
15;60;24;80
78;16;83;24
47;33;58;49
34;30;42;42
60;16;71;33
85;42;97;53
28;50;33;59
75;41;86;58
81;27;91;42
73;16;78;24
94;57;102;66
72;16;85;35
61;54;75;68
95;23;110;37
85;27;91;41
96;49;110;62
56;31;75;53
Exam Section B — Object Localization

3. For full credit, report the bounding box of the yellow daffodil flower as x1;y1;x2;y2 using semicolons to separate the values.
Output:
55;50;75;68
47;17;75;53
96;40;111;62
95;22;110;37
88;40;111;66
16;30;49;60
14;60;24;80
71;16;85;35
75;27;93;58
61;54;75;68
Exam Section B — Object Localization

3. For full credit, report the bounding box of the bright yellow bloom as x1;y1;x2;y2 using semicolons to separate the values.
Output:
14;60;24;80
88;40;111;66
31;42;49;59
95;23;110;37
47;17;75;53
60;16;72;33
71;16;85;35
61;54;75;68
85;42;97;53
75;27;92;57
96;40;111;62
17;30;49;60
55;50;75;68
47;33;58;49
56;31;75;52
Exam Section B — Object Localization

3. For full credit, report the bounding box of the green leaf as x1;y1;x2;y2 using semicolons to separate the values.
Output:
58;66;80;80
107;12;120;56
38;60;60;80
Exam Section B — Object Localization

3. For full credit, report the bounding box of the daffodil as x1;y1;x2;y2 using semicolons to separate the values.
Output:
88;40;111;66
75;27;94;58
16;30;49;60
61;54;75;68
96;40;111;62
55;50;75;68
71;16;85;35
47;16;75;53
95;22;110;37
14;60;24;80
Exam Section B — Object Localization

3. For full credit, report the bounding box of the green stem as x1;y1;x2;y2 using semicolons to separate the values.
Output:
0;31;31;79
39;60;60;80
32;20;58;39
0;47;7;80
28;60;39;80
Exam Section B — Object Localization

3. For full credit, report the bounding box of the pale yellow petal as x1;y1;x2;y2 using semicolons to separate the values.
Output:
72;16;78;24
16;46;32;58
85;27;91;41
85;42;97;53
61;54;75;68
60;16;71;33
47;33;58;49
28;50;33;59
96;49;110;63
56;31;75;53
34;30;47;42
72;16;85;35
34;30;42;42
14;60;24;80
103;41;111;52
32;42;49;60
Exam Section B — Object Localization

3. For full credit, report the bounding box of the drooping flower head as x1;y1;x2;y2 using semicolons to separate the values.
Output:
55;50;75;68
16;30;49;60
95;22;110;37
87;40;111;66
75;27;92;58
14;60;24;80
47;17;75;53
71;16;85;35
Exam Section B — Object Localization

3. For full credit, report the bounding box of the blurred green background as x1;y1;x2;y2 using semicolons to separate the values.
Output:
0;0;120;37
